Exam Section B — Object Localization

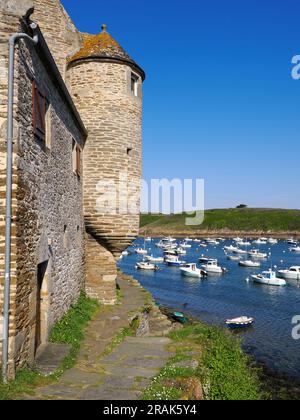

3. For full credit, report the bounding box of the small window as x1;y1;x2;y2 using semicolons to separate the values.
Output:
45;104;52;150
127;148;133;156
72;139;82;177
32;80;49;142
131;73;139;97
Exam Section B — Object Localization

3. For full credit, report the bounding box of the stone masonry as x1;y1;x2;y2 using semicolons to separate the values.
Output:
0;0;144;377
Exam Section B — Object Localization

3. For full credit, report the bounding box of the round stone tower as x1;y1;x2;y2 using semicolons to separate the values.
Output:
67;25;145;255
66;25;145;303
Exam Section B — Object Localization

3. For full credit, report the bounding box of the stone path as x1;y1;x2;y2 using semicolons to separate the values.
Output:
25;275;174;400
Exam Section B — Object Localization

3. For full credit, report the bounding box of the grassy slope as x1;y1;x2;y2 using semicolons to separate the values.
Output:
140;208;300;233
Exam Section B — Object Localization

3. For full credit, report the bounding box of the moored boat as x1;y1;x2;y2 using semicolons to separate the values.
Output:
180;263;206;278
225;316;254;329
136;261;158;271
145;255;164;263
201;259;225;274
165;255;186;267
248;249;268;259
135;248;148;255
239;260;261;268
251;270;286;286
278;266;300;280
290;246;300;253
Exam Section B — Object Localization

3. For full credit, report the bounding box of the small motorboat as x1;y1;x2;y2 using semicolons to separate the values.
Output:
278;266;300;280
227;255;241;261
199;255;210;264
239;260;261;268
290;246;300;253
184;237;193;242
201;259;225;274
180;242;192;249
286;238;298;245
268;238;278;244
225;316;254;329
122;250;129;256
251;270;286;286
145;255;164;263
136;261;158;271
248;249;268;259
233;237;243;242
252;239;267;245
194;239;201;243
145;237;152;242
199;243;207;248
205;239;220;245
175;247;187;255
135;248;148;255
237;241;251;247
233;248;248;255
180;263;206;278
171;312;188;324
165;255;186;267
224;245;239;252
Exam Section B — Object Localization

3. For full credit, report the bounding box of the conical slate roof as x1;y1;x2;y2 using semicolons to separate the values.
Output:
69;25;145;80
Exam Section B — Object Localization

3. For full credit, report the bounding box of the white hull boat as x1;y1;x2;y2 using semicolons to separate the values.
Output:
239;260;261;268
180;242;192;249
233;249;247;255
180;264;205;278
253;239;267;245
135;248;148;255
224;245;239;252
290;247;300;253
248;250;268;259
175;247;187;255
145;255;164;263
268;238;278;244
201;259;224;274
278;266;300;280
136;262;158;271
227;255;241;261
237;241;251;247
165;256;186;267
251;270;286;286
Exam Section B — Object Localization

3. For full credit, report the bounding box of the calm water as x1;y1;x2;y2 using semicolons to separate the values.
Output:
118;238;300;379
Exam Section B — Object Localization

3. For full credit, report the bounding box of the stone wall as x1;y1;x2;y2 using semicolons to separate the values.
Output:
0;7;86;375
32;0;82;79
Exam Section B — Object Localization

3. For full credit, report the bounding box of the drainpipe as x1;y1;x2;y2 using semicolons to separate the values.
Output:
2;23;38;383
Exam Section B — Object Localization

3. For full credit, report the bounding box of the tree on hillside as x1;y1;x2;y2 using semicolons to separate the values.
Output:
236;204;248;209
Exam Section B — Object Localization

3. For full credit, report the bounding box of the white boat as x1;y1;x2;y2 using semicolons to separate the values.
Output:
290;247;300;253
206;239;220;245
248;249;268;259
122;250;129;256
239;260;261;268
199;243;207;248
194;239;201;243
233;248;248;255
175;247;187;255
233;237;243;242
224;245;239;252
201;259;224;274
227;255;241;261
252;239;267;245
226;316;254;329
145;237;152;242
268;238;278;244
286;238;298;245
278;266;300;280
135;248;148;255
165;255;186;267
136;261;158;271
145;255;164;263
180;263;205;278
180;242;192;249
251;270;286;286
184;237;193;242
237;241;251;247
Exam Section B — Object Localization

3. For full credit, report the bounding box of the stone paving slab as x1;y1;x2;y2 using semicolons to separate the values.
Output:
24;276;174;400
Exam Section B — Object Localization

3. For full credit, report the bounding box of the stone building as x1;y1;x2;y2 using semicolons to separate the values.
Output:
0;0;144;378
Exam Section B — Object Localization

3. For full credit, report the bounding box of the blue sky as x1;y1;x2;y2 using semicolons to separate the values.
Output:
62;0;300;210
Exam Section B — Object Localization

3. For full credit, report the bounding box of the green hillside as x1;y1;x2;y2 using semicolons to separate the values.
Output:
140;208;300;233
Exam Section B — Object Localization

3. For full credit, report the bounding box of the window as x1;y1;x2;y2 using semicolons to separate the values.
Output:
72;139;82;177
63;225;68;249
131;73;139;97
127;148;133;156
45;104;52;150
32;80;49;142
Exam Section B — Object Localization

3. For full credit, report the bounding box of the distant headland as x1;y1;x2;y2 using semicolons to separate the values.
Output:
140;208;300;238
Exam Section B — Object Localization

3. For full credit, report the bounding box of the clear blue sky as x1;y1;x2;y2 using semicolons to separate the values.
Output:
62;0;300;210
